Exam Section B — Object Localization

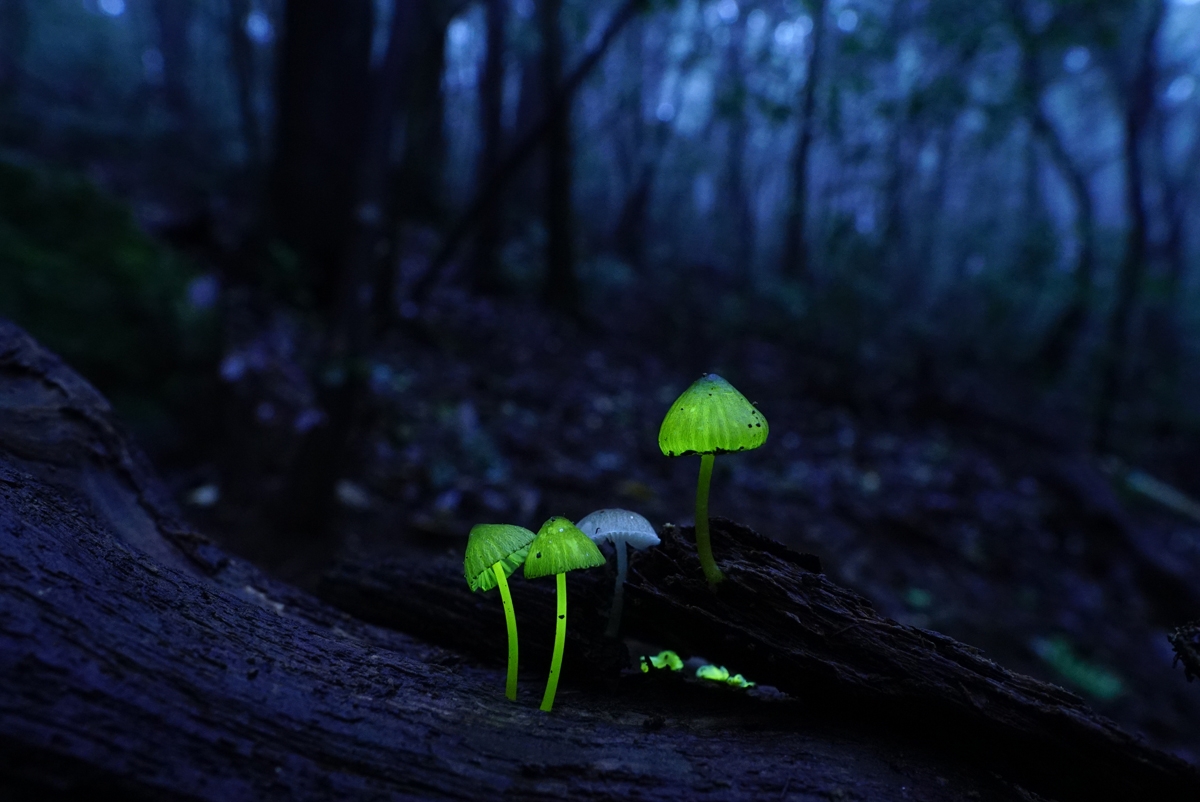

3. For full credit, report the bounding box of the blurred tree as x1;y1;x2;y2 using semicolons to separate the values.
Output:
1095;0;1166;450
394;2;452;224
268;0;373;311
718;8;753;271
1007;0;1099;378
414;0;646;302
472;0;509;294
1145;91;1200;374
779;0;827;284
152;0;194;136
225;0;262;168
539;0;578;311
269;0;419;542
0;0;27;106
610;13;674;273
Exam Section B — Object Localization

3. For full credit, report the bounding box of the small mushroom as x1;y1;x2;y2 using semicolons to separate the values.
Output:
464;523;537;701
576;508;660;638
523;516;606;712
659;373;768;586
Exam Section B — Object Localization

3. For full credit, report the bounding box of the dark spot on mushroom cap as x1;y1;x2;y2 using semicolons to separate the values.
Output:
756;423;761;427
536;552;542;559
747;424;753;428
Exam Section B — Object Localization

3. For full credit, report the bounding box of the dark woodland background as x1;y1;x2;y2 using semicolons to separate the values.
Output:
2;0;1200;774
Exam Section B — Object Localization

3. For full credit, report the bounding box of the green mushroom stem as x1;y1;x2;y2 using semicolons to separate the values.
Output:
541;573;568;712
493;563;520;701
695;452;723;586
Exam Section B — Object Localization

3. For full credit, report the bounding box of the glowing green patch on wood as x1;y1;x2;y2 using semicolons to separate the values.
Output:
696;664;756;688
464;524;536;591
523;517;606;579
646;650;684;671
658;373;768;457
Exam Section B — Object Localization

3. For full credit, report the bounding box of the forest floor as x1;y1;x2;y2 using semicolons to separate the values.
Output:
166;273;1200;769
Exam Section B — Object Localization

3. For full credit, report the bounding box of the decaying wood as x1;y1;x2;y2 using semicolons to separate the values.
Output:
323;520;1200;801
2;318;1199;801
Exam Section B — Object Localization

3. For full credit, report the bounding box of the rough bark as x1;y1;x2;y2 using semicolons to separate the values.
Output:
322;518;1200;802
2;318;1199;801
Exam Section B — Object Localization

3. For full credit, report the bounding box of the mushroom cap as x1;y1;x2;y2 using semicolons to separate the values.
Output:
658;373;768;457
464;523;537;592
576;508;660;551
523;516;606;579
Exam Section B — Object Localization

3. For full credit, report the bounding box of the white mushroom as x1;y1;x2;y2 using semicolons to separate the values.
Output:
576;508;660;637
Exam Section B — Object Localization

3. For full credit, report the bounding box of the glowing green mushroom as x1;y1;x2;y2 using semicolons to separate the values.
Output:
658;373;768;586
523;516;606;712
464;523;537;701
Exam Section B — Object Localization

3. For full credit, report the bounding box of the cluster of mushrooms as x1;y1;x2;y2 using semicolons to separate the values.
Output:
463;373;768;711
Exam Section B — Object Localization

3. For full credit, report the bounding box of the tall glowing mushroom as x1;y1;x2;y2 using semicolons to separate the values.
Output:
576;508;660;637
523;516;606;712
463;523;537;701
658;373;768;586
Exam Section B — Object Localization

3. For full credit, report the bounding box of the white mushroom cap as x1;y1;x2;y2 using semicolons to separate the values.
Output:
576;508;660;550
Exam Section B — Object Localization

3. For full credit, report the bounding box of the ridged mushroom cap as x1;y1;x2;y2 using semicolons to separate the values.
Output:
658;373;768;457
523;517;606;579
464;523;537;592
576;508;660;550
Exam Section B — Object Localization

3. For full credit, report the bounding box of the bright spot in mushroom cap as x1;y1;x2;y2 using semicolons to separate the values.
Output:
576;508;660;550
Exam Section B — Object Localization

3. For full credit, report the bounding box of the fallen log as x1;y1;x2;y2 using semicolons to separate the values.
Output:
2;318;1198;800
322;518;1200;801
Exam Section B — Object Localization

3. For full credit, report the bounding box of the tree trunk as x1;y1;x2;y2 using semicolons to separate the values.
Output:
394;3;449;224
272;0;414;544
779;0;827;283
268;0;374;312
3;319;1199;800
539;0;579;311
412;0;647;303
613;169;653;269
225;0;262;168
472;0;509;295
1094;1;1164;451
0;0;28;105
152;0;192;134
1009;6;1098;379
720;13;754;271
